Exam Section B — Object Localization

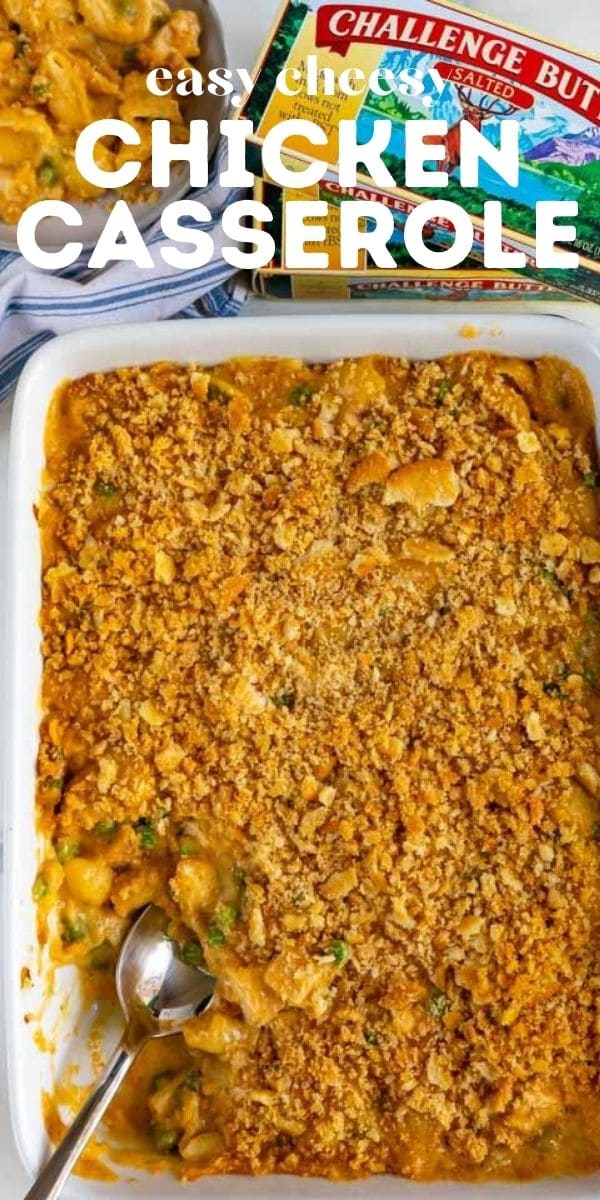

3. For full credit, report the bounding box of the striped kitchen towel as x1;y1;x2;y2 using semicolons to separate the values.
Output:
0;140;248;403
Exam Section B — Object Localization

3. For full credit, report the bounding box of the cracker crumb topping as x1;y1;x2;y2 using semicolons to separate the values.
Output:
37;352;600;1182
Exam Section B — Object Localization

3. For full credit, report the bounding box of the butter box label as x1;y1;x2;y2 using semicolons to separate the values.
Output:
252;177;574;302
254;270;568;301
242;0;600;296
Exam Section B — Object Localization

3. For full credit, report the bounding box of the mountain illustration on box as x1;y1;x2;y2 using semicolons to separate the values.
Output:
355;46;600;220
525;127;600;167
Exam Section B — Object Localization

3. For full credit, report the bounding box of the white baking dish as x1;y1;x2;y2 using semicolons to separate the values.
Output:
5;314;600;1200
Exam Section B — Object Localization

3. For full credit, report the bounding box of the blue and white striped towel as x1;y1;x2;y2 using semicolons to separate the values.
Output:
0;141;247;404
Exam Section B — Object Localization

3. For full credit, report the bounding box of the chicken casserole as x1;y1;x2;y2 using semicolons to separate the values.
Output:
35;350;600;1182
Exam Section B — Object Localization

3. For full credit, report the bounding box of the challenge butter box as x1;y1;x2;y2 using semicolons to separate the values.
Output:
252;177;575;302
242;0;600;302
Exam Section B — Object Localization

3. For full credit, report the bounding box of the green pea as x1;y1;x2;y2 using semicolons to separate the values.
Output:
207;382;229;404
61;918;86;945
151;1071;175;1093
206;924;226;948
94;819;118;839
185;1070;202;1092
181;940;204;968
32;875;50;902
112;0;138;16
178;837;198;857
215;903;238;929
583;470;600;488
56;840;78;864
435;380;452;405
287;384;314;407
94;480;119;500
135;820;157;850
152;1124;179;1154
541;568;573;600
427;987;449;1019
122;46;140;68
330;939;350;966
37;158;61;188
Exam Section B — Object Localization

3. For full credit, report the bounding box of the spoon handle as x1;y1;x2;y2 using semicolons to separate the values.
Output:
23;1038;136;1200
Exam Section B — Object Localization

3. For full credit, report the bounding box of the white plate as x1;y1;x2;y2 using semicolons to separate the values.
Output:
0;0;227;253
5;313;600;1199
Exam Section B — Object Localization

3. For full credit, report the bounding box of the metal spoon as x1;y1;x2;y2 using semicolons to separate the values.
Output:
24;905;216;1200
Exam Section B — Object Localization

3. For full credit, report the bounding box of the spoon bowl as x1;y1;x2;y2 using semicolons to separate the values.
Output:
24;905;216;1200
117;904;216;1039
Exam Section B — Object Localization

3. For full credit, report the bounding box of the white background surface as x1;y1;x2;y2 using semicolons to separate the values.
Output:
1;1;599;1195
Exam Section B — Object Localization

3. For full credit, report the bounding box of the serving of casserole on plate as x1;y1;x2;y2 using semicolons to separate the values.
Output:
6;315;600;1197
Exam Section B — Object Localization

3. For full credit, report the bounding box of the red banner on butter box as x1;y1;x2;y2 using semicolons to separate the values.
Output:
315;4;600;121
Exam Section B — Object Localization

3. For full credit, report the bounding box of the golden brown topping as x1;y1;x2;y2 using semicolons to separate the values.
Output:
383;458;460;509
401;537;455;563
347;449;392;494
37;352;600;1184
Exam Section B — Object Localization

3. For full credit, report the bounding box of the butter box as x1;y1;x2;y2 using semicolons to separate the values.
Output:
252;177;575;301
241;0;600;301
